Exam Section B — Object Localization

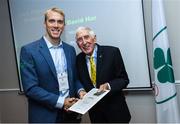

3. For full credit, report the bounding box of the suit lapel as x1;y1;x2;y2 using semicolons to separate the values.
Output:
96;45;103;85
62;42;71;79
81;53;93;84
38;38;57;79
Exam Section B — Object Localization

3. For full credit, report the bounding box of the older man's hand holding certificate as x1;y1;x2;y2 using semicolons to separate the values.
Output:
68;88;110;114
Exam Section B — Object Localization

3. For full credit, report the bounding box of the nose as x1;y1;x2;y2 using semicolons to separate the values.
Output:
54;22;58;27
82;37;87;44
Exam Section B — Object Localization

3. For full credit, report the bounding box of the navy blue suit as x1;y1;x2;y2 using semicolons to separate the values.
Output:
76;44;131;123
20;37;83;123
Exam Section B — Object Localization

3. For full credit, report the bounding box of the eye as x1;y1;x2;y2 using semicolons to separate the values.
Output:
84;35;90;40
57;20;64;24
77;37;83;43
48;19;55;23
47;19;64;25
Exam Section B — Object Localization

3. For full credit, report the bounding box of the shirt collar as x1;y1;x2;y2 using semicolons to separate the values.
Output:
43;36;63;49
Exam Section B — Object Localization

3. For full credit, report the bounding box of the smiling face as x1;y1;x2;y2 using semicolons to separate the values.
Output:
76;28;96;56
44;9;65;45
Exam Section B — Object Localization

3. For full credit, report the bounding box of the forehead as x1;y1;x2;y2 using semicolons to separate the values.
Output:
76;29;90;37
47;11;64;20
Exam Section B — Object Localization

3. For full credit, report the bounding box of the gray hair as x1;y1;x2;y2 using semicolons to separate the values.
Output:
75;26;96;39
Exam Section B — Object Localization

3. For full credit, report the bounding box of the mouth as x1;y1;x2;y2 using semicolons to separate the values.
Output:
51;29;61;35
82;45;89;50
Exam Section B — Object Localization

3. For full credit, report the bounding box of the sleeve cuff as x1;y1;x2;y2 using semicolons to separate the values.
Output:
78;88;85;94
55;96;65;109
107;83;111;90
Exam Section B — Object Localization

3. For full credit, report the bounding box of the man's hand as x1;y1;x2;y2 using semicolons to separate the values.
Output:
99;82;110;92
79;90;87;99
63;97;78;111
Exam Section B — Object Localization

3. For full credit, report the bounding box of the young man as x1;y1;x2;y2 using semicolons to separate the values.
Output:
20;7;86;123
75;26;131;123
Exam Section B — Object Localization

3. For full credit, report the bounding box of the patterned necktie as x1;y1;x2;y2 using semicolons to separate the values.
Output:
89;56;96;86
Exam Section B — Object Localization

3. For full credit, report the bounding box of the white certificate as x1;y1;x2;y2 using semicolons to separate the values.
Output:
68;88;110;114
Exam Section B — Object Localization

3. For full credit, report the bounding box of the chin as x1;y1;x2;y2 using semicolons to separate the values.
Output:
82;49;92;55
85;51;92;55
52;36;60;39
52;35;60;38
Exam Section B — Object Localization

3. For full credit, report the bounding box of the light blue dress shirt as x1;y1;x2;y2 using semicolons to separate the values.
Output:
44;36;69;109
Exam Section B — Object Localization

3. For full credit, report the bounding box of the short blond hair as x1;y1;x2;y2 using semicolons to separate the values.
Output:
44;7;65;23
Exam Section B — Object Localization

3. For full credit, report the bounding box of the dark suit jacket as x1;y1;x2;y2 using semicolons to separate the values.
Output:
20;37;83;123
76;44;131;122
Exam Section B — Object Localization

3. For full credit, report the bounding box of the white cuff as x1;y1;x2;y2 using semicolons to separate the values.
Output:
55;96;65;109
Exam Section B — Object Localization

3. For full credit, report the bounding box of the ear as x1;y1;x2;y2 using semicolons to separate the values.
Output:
94;35;97;43
43;21;46;28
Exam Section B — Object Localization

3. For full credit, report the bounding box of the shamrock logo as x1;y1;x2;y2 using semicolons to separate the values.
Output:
154;48;175;83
